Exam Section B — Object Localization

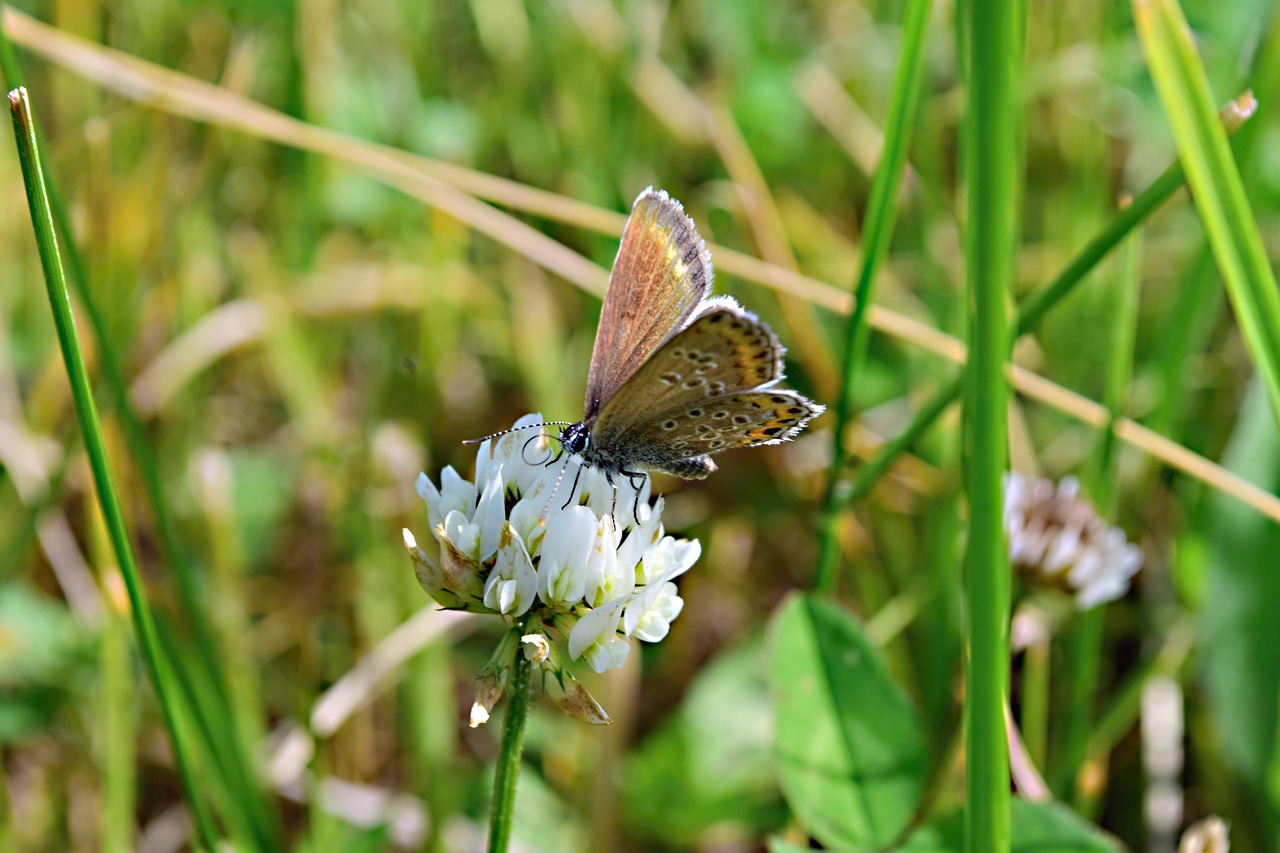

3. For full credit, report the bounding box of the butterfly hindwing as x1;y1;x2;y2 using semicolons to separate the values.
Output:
591;300;784;444
583;189;712;419
611;389;825;472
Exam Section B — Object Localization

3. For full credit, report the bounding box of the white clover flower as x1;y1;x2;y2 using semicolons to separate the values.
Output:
405;414;700;721
1004;471;1143;609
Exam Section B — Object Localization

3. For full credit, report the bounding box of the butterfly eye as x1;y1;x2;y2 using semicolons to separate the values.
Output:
560;423;590;454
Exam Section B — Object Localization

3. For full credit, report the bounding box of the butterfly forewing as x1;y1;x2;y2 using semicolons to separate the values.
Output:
623;390;826;468
591;300;784;445
583;188;712;419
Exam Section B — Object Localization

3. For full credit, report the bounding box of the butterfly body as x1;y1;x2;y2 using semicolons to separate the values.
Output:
559;188;824;498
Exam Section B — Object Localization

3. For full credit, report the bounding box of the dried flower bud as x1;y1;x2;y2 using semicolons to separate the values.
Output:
1179;817;1229;853
521;632;551;663
542;665;611;726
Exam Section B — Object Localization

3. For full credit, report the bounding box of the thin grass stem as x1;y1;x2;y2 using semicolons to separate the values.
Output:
836;92;1254;513
963;0;1019;845
7;86;220;851
0;28;279;848
1136;0;1280;428
816;0;933;594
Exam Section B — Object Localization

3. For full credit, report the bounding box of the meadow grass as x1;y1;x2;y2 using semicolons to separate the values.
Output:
3;1;1280;851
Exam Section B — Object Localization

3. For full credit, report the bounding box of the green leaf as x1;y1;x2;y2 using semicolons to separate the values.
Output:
226;449;298;565
1202;377;1280;835
770;593;925;849
1135;0;1280;429
894;798;1121;852
0;584;87;742
622;633;785;843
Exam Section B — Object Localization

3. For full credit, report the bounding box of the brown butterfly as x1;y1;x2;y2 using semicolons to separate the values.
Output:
473;188;824;516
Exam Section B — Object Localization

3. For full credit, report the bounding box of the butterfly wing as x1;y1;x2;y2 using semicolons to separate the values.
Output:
620;389;826;477
592;298;784;444
590;300;823;475
583;188;713;420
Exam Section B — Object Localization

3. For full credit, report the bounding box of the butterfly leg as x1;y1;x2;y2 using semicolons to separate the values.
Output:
559;460;587;511
603;470;619;526
622;468;646;526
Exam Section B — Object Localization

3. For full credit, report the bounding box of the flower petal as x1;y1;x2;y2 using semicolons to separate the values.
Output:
474;468;507;563
587;516;630;608
624;581;684;642
568;597;626;663
403;528;466;609
538;505;598;606
433;513;489;607
483;522;538;616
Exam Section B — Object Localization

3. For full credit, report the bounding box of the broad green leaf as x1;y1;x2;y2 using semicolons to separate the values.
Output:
622;633;785;843
895;798;1120;852
770;592;925;849
1135;0;1280;429
0;584;86;742
226;449;297;565
1202;378;1280;837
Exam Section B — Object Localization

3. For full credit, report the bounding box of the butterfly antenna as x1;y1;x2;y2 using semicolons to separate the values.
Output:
462;422;574;446
515;432;560;467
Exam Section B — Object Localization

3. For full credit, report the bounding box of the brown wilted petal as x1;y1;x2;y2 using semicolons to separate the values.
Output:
403;529;468;610
470;670;508;729
544;667;611;726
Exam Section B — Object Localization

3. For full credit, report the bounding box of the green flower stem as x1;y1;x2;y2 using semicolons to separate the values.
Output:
964;0;1019;847
1021;622;1049;772
815;0;933;594
489;620;534;853
0;750;10;851
7;86;219;852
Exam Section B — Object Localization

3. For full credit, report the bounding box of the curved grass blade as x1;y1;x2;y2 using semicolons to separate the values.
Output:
7;86;219;852
838;93;1256;512
816;0;934;594
1135;0;1280;430
0;24;281;849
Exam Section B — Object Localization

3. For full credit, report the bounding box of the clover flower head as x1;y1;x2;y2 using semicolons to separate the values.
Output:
1004;471;1143;609
404;414;701;723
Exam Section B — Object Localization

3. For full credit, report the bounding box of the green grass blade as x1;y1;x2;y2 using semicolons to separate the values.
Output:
1135;0;1280;430
1056;223;1145;810
816;0;934;594
0;26;281;848
101;586;137;853
963;0;1019;847
0;14;236;707
836;93;1254;512
7;86;220;852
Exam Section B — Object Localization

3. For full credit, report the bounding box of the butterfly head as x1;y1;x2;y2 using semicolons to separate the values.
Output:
559;421;591;456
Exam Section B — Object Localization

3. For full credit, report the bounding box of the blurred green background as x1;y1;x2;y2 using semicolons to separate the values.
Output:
2;0;1280;850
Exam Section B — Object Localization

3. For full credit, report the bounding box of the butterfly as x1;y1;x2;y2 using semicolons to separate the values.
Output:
555;185;824;494
473;188;825;518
